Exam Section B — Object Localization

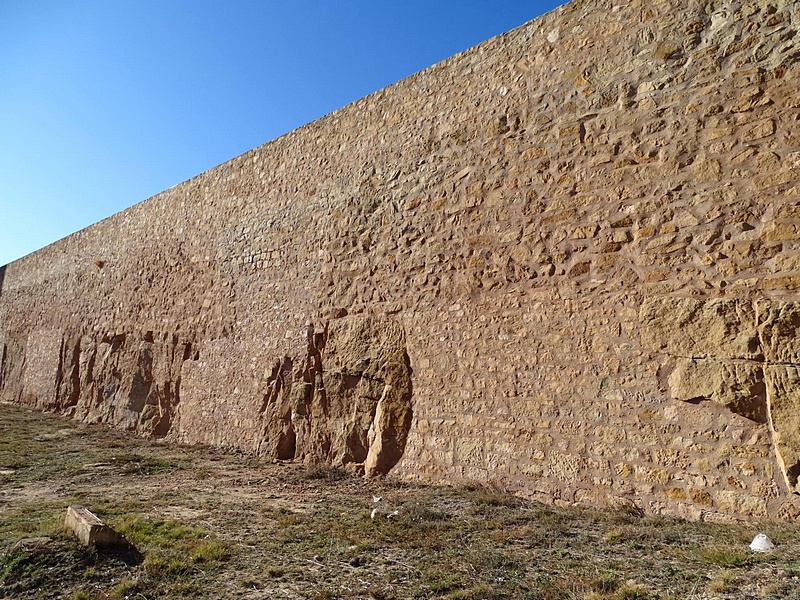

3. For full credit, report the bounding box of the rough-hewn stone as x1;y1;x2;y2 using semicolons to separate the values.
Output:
3;0;800;521
757;301;800;364
766;366;800;493
64;507;123;547
668;358;766;422
639;298;760;360
314;315;413;476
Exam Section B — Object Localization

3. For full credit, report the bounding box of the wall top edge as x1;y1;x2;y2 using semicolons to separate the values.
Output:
2;0;574;272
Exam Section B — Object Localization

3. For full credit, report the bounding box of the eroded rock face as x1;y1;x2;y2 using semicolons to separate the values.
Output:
3;329;195;436
766;366;800;492
0;333;26;404
258;315;413;476
0;315;414;477
668;358;766;423
640;298;800;493
758;303;800;364
75;331;193;436
639;297;761;360
324;316;413;476
16;331;191;437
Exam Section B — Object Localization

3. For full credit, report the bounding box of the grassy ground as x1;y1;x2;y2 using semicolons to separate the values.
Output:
2;402;800;599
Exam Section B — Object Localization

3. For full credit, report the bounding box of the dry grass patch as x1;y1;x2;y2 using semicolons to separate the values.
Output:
3;402;800;599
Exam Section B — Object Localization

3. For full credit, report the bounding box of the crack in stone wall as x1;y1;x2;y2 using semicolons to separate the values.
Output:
641;297;800;493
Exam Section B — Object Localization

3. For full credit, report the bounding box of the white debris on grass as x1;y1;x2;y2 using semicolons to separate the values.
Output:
750;533;775;553
370;496;399;519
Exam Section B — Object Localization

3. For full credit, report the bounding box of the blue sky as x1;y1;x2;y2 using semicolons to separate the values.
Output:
0;0;563;266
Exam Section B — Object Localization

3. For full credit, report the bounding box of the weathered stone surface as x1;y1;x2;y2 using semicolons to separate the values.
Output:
712;491;768;518
640;297;800;495
64;507;122;546
668;359;766;423
3;0;800;521
766;366;800;493
757;301;800;364
639;298;760;360
175;316;412;474
310;315;412;476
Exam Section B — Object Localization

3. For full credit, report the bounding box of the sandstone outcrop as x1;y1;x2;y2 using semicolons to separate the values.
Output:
2;329;193;436
255;315;412;475
0;319;412;475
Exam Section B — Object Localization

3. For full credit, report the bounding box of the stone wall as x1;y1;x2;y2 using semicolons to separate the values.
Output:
2;0;800;521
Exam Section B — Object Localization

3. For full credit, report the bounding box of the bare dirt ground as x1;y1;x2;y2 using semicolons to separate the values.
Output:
2;401;800;599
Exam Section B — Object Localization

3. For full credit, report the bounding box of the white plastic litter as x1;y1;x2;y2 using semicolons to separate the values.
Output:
749;533;775;553
369;496;398;519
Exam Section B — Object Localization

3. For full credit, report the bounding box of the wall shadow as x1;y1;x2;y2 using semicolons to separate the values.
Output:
0;265;5;298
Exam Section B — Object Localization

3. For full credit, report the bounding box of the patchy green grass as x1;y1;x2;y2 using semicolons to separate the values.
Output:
0;501;65;541
116;516;231;567
3;402;800;599
109;452;188;475
697;545;759;568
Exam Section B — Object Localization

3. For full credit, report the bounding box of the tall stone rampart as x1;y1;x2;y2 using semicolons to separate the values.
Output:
2;0;800;520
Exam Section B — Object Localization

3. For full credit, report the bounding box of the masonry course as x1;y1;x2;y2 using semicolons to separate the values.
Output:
1;0;800;521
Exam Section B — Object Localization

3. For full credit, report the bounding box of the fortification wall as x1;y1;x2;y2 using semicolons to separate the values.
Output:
2;0;800;521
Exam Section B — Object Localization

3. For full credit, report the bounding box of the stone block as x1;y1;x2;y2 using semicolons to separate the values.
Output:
611;216;633;228
607;229;632;243
713;490;768;517
667;358;766;422
642;269;670;283
755;170;794;190
764;222;800;241
64;507;122;546
765;365;800;492
644;233;677;251
665;487;686;500
691;155;722;182
744;118;776;141
634;465;671;485
549;452;582;483
639;297;760;360
752;479;779;499
572;224;599;239
776;205;800;220
761;276;800;290
690;488;713;506
568;261;590;276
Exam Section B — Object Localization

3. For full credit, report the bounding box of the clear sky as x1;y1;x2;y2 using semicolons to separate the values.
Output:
0;0;564;266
